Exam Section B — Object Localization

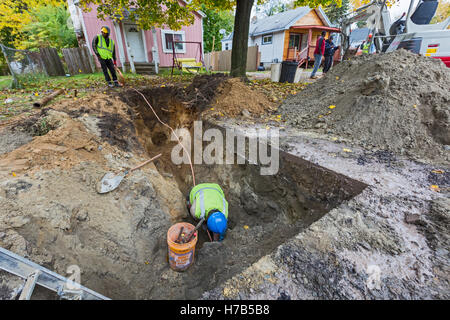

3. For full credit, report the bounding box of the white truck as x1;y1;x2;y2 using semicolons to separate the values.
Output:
340;0;450;67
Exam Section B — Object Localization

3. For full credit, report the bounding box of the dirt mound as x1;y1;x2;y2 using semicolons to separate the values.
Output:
279;49;450;163
185;73;230;110
209;78;276;118
0;92;145;175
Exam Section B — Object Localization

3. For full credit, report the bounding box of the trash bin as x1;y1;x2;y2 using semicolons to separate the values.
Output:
279;61;298;83
271;63;281;82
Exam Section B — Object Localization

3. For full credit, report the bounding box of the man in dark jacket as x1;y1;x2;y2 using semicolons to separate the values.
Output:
323;35;340;74
310;31;326;79
92;26;121;88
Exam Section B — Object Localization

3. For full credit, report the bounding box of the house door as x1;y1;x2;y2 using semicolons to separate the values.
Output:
288;34;302;60
124;24;146;62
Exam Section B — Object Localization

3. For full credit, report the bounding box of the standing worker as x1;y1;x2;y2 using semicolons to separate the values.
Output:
92;26;122;88
187;183;228;242
310;31;327;79
361;34;374;55
323;35;340;74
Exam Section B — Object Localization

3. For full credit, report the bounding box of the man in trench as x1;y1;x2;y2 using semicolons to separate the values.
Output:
187;183;228;241
92;26;122;88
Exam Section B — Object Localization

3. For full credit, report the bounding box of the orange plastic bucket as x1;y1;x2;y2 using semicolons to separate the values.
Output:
167;222;198;271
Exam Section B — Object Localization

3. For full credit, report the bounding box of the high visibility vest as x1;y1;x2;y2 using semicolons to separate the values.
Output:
189;183;228;220
362;42;371;54
97;35;114;59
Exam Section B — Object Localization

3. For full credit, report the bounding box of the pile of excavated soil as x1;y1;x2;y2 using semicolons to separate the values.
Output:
209;78;276;118
0;93;144;175
279;50;450;164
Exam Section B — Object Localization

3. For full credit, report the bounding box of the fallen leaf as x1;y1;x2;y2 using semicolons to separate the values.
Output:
343;148;352;153
243;225;249;230
431;170;444;174
430;185;440;192
329;105;336;109
336;76;340;80
318;115;323;118
12;172;16;177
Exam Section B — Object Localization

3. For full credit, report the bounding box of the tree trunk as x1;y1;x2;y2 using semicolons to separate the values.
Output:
230;0;254;77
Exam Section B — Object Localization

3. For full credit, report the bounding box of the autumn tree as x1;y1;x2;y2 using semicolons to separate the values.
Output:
349;0;397;11
430;0;450;24
0;0;65;49
256;0;295;17
325;0;350;24
21;5;78;51
202;6;234;53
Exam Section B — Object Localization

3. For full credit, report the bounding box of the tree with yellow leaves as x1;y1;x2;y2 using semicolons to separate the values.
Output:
431;0;450;24
0;0;65;49
349;0;397;10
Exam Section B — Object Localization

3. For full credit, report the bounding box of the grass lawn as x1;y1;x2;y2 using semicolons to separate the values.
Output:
0;70;200;121
0;76;12;90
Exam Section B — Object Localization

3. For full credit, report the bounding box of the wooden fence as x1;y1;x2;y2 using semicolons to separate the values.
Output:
205;45;261;72
62;46;95;75
39;47;65;76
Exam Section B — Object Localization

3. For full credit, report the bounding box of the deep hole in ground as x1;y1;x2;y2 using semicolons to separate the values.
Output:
0;82;367;300
112;88;368;299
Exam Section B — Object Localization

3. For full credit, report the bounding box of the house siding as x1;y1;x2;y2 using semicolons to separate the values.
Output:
292;10;323;26
255;31;284;65
156;17;204;67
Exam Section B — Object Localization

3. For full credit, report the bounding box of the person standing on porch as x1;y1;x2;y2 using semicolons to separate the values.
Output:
92;26;122;88
310;31;326;79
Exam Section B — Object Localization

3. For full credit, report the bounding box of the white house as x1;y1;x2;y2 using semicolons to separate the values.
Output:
221;6;340;68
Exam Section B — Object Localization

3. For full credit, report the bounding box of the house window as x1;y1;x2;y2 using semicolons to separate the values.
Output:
225;43;229;50
161;30;186;53
289;34;301;49
262;34;272;45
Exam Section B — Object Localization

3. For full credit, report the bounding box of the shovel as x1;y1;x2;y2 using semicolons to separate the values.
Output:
97;153;162;194
115;66;125;86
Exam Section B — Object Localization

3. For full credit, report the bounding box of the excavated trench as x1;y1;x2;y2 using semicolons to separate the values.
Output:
0;85;367;300
116;88;368;299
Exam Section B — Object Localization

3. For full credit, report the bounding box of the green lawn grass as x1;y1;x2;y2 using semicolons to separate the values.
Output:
0;76;12;90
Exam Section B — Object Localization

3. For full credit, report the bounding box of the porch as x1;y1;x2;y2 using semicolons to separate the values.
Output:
283;25;341;68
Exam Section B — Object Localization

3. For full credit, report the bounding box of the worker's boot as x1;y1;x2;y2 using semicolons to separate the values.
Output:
107;81;114;88
114;80;122;88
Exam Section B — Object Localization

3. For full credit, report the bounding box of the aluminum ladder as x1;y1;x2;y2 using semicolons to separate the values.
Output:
0;246;110;300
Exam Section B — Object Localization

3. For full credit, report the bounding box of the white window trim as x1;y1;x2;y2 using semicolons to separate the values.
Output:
161;30;186;54
262;33;273;45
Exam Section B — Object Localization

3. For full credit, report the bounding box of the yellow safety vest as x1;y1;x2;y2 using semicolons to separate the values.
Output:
189;183;228;220
97;35;114;60
362;42;371;54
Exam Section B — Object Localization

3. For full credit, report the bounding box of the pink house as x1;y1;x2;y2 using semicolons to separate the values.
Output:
68;0;205;73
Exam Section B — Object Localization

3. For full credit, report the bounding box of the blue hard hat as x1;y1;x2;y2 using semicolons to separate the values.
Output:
207;211;227;234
